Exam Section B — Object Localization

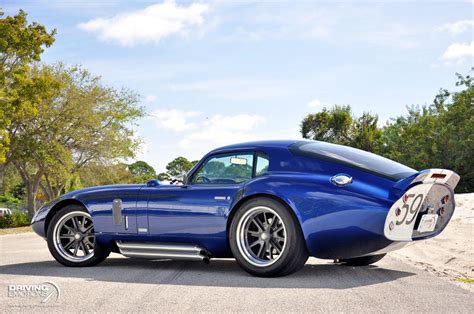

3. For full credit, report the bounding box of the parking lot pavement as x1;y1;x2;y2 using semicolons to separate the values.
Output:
1;232;473;313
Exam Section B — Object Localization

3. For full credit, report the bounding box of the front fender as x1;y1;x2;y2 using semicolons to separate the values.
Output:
31;198;89;238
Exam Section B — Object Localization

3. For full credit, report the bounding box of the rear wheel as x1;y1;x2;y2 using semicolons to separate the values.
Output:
340;253;386;266
229;198;308;277
47;205;109;267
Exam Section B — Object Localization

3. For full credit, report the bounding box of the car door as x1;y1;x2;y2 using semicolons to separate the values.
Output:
144;152;256;240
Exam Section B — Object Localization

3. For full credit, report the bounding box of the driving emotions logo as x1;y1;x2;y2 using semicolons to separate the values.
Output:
8;281;60;304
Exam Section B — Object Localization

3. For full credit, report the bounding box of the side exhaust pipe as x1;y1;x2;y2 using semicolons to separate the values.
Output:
116;241;210;262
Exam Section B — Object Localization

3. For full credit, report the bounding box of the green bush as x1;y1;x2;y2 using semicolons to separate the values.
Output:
0;194;22;204
0;212;30;228
0;215;12;228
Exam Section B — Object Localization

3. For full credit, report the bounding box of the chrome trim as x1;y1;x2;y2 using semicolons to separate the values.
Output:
119;251;205;261
125;216;129;230
116;241;209;262
330;174;353;187
116;241;202;252
112;199;122;224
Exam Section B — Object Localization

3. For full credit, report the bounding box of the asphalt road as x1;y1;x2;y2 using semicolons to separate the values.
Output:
1;233;472;313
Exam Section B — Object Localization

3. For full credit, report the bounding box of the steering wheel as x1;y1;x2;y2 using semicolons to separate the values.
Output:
196;175;211;184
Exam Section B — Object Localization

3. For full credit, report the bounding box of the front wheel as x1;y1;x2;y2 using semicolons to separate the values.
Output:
229;198;308;277
340;253;386;266
47;205;109;267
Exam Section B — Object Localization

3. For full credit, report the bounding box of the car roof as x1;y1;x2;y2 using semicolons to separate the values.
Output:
209;140;302;154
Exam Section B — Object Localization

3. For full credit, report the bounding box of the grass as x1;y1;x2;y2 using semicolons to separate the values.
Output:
0;225;32;235
456;277;474;284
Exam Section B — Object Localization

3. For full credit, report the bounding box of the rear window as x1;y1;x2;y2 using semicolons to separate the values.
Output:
289;141;416;180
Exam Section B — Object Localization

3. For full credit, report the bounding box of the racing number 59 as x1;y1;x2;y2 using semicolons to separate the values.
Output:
395;193;424;226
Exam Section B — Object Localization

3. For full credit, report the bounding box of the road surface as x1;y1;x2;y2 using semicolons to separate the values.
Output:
1;232;472;313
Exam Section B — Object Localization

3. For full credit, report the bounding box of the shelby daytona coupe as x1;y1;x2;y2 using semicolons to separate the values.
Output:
32;140;459;277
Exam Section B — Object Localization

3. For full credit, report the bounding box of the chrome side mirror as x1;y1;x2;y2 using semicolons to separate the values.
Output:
330;174;353;187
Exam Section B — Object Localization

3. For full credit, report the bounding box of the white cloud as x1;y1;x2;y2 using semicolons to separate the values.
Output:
149;110;265;148
307;99;323;108
179;114;266;149
441;41;474;62
438;20;474;35
144;94;157;102
78;0;209;46
149;109;201;132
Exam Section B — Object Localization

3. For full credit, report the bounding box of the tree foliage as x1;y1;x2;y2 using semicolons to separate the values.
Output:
0;9;56;163
5;63;144;218
128;161;156;182
300;70;473;192
77;162;135;188
379;72;473;192
301;105;381;152
166;156;197;179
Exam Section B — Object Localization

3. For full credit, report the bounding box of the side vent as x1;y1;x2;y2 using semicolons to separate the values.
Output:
112;199;122;225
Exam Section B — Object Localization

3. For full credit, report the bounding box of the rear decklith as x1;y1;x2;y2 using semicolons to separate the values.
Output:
385;169;460;242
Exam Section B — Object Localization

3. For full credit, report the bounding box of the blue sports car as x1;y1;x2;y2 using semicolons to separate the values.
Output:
31;140;459;277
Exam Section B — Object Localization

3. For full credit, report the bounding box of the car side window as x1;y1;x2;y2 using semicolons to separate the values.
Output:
192;153;254;184
255;153;269;177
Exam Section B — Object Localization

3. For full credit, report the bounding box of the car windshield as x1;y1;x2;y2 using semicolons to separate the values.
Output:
289;141;416;180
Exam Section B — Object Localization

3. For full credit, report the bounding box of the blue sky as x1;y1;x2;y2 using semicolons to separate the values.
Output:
3;0;473;172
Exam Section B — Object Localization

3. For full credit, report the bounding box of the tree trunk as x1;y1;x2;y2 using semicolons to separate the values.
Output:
14;161;44;221
39;181;53;203
26;183;37;221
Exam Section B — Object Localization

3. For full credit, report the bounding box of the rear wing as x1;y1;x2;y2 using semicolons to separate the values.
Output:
392;169;460;192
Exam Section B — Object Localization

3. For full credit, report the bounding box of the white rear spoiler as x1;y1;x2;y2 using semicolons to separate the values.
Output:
410;169;460;190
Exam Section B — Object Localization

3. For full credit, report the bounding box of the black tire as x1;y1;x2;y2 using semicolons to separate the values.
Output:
340;253;386;266
47;205;109;267
229;197;308;277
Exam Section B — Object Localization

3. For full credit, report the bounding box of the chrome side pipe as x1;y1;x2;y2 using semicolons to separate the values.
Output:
116;241;210;263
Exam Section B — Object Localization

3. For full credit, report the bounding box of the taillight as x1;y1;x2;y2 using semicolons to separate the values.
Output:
441;195;449;204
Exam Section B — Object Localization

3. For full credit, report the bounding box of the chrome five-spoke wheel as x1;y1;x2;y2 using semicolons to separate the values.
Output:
53;211;96;262
236;206;287;267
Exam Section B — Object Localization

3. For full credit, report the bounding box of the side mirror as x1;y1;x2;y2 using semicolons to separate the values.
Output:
182;173;188;185
147;179;161;187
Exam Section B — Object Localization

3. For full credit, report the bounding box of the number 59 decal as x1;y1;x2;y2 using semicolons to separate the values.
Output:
384;184;432;241
395;193;424;226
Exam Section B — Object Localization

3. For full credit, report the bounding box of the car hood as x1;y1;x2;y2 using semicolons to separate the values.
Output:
61;184;146;199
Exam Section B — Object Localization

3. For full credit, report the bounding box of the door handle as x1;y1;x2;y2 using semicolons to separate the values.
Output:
330;174;353;187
